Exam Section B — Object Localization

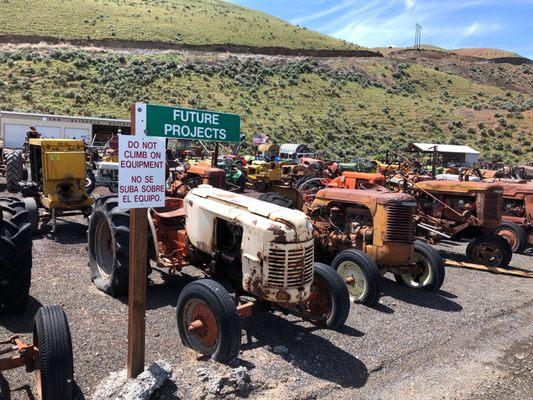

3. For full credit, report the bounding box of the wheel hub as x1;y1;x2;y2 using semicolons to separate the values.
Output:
473;243;503;266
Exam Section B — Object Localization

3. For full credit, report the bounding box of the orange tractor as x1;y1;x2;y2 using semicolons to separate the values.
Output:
492;180;532;253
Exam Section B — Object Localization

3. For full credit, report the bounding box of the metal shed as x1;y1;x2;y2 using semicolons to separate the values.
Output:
279;143;314;161
0;110;130;149
406;142;480;167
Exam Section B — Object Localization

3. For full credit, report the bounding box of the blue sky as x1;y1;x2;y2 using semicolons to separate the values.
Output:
229;0;533;58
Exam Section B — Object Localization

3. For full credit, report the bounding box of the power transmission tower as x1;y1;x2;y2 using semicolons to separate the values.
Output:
414;23;422;49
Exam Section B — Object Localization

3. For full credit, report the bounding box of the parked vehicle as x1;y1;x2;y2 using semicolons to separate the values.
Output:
6;138;93;232
259;186;445;306
492;180;533;253
87;186;349;361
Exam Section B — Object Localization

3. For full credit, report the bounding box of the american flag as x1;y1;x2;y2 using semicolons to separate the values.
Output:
252;134;268;145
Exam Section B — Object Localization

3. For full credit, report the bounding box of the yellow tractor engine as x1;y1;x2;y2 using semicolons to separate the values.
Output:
25;139;93;211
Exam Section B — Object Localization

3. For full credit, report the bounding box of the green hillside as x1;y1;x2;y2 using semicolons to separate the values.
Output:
0;0;356;50
0;49;530;163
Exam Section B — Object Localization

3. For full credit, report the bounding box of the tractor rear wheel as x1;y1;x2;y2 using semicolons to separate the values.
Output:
258;192;294;208
87;195;132;297
394;240;445;292
495;221;527;253
0;196;32;315
466;234;513;268
5;150;23;192
176;279;241;362
303;262;350;330
33;305;74;400
331;249;381;306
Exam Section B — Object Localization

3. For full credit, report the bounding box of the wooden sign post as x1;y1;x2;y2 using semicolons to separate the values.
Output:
121;102;240;378
122;104;166;378
127;104;148;379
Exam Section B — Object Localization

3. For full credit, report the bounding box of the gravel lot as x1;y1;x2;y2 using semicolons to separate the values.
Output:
1;181;532;400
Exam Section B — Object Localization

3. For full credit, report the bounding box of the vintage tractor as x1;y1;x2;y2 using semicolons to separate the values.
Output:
0;305;74;400
87;186;349;361
243;160;282;192
405;180;513;267
259;187;445;306
216;156;246;192
6;139;94;232
493;180;532;253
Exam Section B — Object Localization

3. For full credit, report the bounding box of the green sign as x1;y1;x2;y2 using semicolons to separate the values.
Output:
145;104;241;143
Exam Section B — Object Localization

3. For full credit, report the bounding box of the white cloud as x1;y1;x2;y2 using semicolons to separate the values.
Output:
463;21;502;37
405;0;415;9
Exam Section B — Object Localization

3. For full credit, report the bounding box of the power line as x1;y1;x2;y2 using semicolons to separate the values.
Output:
414;23;422;49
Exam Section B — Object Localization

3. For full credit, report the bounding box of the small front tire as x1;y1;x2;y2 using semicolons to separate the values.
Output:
331;249;381;306
394;240;445;292
176;279;241;362
466;234;513;268
33;305;74;400
495;221;527;253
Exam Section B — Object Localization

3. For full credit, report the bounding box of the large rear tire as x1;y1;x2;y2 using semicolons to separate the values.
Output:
33;305;74;400
331;249;381;306
5;150;23;192
176;279;241;362
87;195;131;297
0;196;32;315
495;221;527;253
394;240;445;292
466;234;513;268
258;192;293;208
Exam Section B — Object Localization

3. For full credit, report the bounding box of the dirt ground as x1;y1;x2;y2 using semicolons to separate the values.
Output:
0;181;532;400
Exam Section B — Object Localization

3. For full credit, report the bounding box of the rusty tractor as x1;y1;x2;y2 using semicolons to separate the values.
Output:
88;186;349;362
492;180;533;253
0;305;74;400
403;180;513;267
259;186;445;306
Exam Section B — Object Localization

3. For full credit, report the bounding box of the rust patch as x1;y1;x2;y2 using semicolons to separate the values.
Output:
268;224;287;242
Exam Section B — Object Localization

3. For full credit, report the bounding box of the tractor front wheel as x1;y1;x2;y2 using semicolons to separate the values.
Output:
33;305;74;400
331;249;381;306
466;234;513;268
176;279;241;362
302;262;350;329
495;221;527;253
394;240;445;292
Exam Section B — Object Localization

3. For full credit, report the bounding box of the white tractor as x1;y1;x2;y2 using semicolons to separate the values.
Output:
88;185;350;361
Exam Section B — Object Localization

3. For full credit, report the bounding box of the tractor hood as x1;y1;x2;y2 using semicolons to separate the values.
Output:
186;186;314;246
414;180;504;196
314;188;417;213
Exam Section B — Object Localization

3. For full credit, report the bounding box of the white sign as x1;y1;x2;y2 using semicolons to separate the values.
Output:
118;135;166;208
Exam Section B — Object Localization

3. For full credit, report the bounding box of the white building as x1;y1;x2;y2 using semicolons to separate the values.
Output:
406;142;481;167
0;110;130;149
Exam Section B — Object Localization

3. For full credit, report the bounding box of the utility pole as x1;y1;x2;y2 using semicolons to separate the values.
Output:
414;23;422;49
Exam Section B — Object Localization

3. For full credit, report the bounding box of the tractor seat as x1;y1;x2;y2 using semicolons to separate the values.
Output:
151;197;185;219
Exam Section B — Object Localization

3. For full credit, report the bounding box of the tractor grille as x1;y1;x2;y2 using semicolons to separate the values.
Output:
267;241;314;288
386;204;415;243
479;192;500;221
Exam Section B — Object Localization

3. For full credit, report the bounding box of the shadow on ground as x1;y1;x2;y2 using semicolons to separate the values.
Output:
380;278;462;312
242;312;368;388
0;297;42;334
